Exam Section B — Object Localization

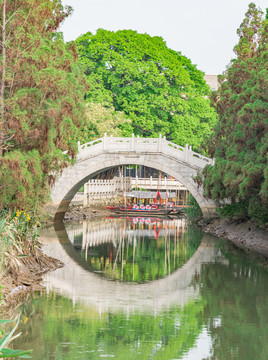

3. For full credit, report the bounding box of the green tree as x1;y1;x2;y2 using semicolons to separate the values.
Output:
75;103;131;144
0;0;87;210
75;29;217;151
202;3;268;223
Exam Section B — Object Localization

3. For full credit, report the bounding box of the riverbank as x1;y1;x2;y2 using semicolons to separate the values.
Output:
0;248;63;308
63;205;111;221
202;219;268;259
0;211;64;308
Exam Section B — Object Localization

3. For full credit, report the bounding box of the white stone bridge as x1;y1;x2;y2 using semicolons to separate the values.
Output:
48;134;216;220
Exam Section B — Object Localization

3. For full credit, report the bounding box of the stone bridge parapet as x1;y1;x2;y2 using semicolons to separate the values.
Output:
77;134;214;169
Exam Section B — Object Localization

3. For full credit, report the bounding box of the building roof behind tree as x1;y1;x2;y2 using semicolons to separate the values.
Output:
204;75;219;91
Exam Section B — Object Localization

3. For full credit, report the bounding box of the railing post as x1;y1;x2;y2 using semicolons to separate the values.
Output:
103;133;107;151
158;134;162;152
189;145;193;163
185;144;189;162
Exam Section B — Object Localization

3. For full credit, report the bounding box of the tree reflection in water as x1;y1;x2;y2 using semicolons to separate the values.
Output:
195;243;268;360
66;217;202;283
14;292;206;360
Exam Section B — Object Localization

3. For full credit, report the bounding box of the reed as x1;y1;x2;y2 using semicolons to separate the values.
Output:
0;210;41;279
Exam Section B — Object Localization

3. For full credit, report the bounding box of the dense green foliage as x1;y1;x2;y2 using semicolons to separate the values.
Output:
0;0;87;211
74;103;131;144
203;3;268;223
75;29;217;151
184;194;203;221
0;151;45;210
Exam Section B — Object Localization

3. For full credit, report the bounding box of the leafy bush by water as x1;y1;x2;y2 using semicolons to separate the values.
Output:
184;194;202;221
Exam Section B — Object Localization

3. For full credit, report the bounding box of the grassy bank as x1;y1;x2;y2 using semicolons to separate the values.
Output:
0;210;62;305
0;210;41;270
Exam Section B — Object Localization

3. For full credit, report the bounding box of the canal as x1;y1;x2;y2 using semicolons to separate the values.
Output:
13;216;268;359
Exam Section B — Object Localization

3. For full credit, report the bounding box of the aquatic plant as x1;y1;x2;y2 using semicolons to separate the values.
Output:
0;286;32;358
0;317;32;358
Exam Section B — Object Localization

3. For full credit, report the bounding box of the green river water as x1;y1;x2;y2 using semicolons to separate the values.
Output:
11;217;268;359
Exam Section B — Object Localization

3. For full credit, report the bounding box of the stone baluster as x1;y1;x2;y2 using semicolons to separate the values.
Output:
189;145;192;164
158;134;162;152
185;144;189;162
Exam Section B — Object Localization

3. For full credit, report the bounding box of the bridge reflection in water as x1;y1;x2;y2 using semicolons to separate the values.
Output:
41;217;227;314
67;217;200;282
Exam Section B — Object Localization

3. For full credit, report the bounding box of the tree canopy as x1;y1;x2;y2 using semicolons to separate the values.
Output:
202;3;268;223
75;103;131;144
75;29;217;151
0;0;87;210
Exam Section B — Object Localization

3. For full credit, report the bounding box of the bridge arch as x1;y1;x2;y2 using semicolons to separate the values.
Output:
47;135;216;220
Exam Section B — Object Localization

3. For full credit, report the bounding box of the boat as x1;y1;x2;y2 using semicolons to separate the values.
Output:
106;190;187;216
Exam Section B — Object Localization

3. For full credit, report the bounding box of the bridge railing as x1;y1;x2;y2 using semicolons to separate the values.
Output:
78;134;214;167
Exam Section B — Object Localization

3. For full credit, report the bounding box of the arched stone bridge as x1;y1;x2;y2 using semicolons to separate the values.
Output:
48;134;216;220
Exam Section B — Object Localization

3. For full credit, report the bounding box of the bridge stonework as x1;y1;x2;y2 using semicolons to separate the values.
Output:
47;135;217;221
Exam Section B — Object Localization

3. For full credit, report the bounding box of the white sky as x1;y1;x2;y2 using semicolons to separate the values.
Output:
60;0;267;74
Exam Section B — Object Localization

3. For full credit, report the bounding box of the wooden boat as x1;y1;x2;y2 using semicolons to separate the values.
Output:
106;190;186;217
